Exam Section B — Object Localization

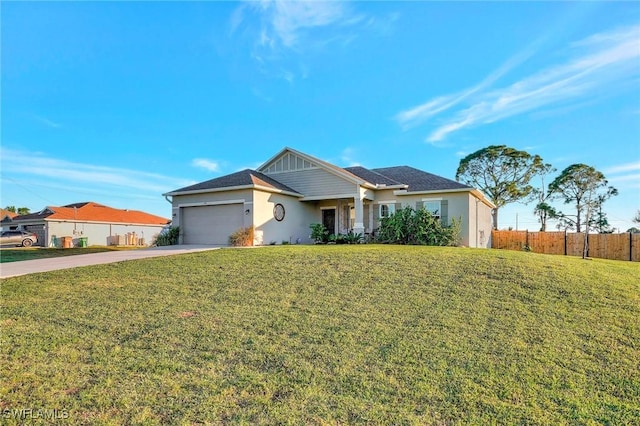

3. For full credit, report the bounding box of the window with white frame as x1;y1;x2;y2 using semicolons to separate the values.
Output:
424;200;441;218
379;203;396;218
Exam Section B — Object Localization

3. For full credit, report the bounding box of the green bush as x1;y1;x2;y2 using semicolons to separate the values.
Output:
376;206;461;246
229;227;254;247
153;226;180;246
310;223;329;244
311;225;363;245
343;230;363;244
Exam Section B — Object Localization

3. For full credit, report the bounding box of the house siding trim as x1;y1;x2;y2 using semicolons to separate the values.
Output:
394;188;494;208
301;193;362;201
177;199;246;208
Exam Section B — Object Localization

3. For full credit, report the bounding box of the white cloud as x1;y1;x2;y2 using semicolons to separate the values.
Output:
395;25;640;143
603;162;640;191
396;38;542;130
396;95;460;130
191;158;221;172
608;173;640;183
231;1;383;82
0;148;193;195
266;0;348;48
340;147;361;167
229;4;246;35
604;161;640;175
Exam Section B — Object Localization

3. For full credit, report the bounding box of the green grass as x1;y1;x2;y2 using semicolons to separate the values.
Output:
0;246;140;263
1;246;639;425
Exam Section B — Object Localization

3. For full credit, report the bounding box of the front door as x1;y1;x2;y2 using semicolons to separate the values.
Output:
322;209;336;235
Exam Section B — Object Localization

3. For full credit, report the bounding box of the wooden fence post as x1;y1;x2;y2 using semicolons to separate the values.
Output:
564;231;567;256
631;232;633;262
585;232;589;259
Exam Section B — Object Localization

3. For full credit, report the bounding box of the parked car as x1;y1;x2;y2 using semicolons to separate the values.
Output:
0;230;38;247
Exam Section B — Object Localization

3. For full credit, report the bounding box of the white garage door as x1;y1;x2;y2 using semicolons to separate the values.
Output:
182;204;244;245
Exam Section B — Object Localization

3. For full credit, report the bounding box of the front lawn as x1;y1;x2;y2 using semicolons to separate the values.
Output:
0;246;140;263
1;246;638;424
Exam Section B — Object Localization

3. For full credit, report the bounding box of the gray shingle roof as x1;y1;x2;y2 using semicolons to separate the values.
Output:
8;210;53;221
344;166;403;186
168;169;300;194
372;166;472;192
168;163;470;197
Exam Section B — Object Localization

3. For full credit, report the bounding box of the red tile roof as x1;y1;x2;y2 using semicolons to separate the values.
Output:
0;209;18;219
14;202;169;225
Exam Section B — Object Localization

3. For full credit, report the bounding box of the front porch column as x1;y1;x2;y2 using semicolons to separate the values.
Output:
353;187;365;235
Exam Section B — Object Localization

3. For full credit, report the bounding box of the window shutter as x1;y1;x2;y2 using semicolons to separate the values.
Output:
416;201;424;210
373;204;380;223
395;202;402;213
441;200;448;225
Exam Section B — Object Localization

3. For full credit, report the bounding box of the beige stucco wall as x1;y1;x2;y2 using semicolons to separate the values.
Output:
467;193;493;248
173;188;316;246
171;189;255;234
252;191;316;245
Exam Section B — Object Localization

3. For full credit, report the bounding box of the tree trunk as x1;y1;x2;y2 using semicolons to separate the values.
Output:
583;208;590;259
493;208;498;230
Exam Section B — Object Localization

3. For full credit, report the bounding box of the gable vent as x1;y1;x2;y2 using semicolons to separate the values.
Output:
264;152;317;174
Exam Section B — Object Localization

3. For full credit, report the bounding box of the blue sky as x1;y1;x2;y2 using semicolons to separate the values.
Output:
2;1;639;231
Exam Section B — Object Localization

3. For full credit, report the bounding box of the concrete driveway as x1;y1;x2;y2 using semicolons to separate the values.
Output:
0;245;222;279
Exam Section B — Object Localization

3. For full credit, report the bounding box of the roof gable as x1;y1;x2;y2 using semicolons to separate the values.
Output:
0;209;18;219
259;148;319;174
258;147;368;186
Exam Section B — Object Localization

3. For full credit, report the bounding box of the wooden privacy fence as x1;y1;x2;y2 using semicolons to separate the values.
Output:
492;230;640;262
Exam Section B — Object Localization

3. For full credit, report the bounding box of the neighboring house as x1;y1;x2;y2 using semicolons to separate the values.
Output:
164;147;495;247
0;209;18;230
1;202;170;247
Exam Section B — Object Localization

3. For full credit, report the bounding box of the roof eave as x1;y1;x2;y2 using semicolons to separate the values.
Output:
163;185;253;197
471;189;496;208
165;184;303;198
376;184;408;190
393;188;472;196
393;187;496;208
